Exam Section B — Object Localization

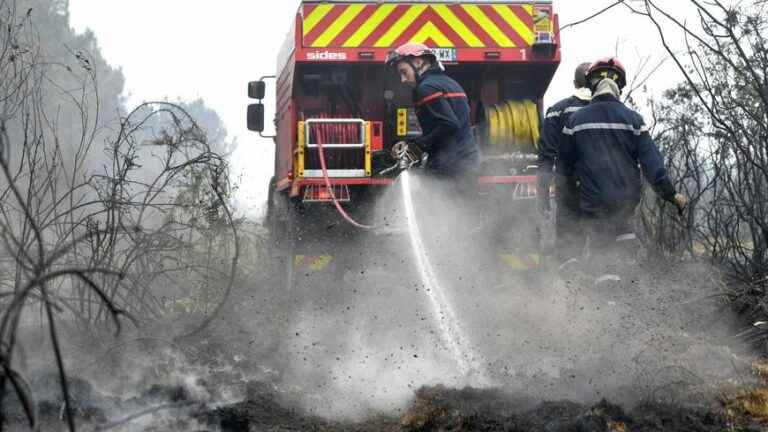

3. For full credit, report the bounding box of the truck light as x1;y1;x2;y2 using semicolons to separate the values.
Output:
532;32;558;56
371;121;384;152
358;51;375;60
484;51;501;59
319;188;332;200
303;184;351;203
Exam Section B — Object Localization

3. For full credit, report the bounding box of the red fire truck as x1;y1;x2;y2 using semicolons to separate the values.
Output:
248;1;561;286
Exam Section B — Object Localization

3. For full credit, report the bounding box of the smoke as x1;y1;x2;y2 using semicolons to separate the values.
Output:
7;170;754;430
400;172;490;383
275;170;754;419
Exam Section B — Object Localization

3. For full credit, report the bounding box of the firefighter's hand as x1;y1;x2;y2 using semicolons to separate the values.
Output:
673;193;688;214
391;141;408;160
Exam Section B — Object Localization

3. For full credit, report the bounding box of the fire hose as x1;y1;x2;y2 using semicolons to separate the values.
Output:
315;100;539;229
316;101;539;228
313;116;424;229
379;144;424;176
486;100;540;151
315;123;373;230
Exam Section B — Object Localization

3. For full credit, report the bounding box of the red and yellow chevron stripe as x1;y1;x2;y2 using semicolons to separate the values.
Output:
302;3;537;49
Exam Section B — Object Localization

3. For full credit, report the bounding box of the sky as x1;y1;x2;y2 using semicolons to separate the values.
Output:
68;0;696;217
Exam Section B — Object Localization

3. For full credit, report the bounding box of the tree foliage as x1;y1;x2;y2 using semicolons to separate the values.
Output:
635;0;768;317
0;1;239;430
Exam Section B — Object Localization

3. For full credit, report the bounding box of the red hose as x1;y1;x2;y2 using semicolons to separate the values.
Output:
316;120;372;230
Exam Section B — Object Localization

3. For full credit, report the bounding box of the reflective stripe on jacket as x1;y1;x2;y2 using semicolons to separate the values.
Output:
560;94;676;216
412;67;478;176
538;95;590;174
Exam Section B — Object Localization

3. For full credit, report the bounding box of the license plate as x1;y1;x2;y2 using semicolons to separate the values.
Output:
433;48;457;63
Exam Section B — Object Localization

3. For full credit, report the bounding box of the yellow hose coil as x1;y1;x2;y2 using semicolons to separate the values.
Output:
485;100;540;153
525;101;540;147
509;101;526;145
498;103;510;147
488;105;500;145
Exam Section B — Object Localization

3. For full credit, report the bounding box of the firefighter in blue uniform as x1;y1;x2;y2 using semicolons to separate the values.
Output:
537;62;593;268
559;58;687;284
385;43;479;180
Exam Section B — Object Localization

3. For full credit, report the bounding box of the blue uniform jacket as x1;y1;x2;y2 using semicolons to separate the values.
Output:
560;94;676;216
539;95;591;211
411;67;478;176
538;95;590;174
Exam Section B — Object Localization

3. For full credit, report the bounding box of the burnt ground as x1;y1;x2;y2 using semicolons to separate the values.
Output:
5;294;768;430
194;384;768;432
3;316;767;432
4;250;768;431
5;373;768;431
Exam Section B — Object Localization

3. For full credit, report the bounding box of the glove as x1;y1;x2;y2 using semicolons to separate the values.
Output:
673;193;688;214
391;141;408;160
391;141;423;165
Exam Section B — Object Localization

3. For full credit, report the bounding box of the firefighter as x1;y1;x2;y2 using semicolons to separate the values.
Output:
537;62;593;268
559;57;687;284
385;43;479;180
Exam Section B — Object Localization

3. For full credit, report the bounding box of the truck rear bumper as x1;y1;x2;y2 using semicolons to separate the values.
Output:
278;175;537;194
279;177;396;196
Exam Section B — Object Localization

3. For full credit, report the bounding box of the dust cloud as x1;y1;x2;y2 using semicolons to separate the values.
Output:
274;171;753;421
4;172;754;430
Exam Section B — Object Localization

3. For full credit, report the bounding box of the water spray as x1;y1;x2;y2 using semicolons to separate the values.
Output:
400;172;490;385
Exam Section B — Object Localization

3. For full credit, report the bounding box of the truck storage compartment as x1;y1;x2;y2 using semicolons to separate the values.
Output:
303;118;367;178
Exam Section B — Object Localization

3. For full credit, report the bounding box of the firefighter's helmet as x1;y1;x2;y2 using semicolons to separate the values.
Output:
385;43;437;68
586;57;627;90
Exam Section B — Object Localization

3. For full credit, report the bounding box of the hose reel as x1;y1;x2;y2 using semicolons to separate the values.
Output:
484;100;540;154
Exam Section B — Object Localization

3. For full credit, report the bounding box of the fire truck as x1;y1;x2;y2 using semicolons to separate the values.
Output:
248;0;561;289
